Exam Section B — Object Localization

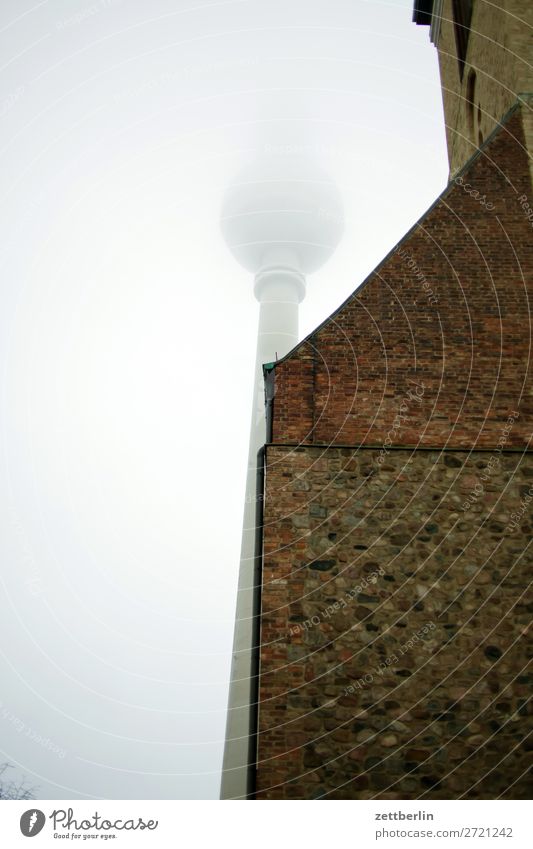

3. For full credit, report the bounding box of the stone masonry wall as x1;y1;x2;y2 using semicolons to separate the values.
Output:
256;445;532;799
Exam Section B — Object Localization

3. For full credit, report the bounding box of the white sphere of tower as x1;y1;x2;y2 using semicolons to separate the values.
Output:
220;154;344;301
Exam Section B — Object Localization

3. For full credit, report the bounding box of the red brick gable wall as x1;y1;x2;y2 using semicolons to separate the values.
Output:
257;446;532;799
271;103;533;449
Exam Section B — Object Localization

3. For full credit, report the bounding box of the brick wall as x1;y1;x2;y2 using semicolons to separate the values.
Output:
257;101;533;799
271;103;533;450
435;0;532;177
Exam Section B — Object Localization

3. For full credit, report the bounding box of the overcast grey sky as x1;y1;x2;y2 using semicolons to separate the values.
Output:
0;0;447;799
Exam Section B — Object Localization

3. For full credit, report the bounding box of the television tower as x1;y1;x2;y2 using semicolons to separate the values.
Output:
220;154;343;798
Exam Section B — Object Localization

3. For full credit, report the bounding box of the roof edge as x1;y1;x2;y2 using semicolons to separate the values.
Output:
412;0;434;25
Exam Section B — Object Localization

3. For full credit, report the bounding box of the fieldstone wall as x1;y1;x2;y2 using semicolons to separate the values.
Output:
256;445;532;799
